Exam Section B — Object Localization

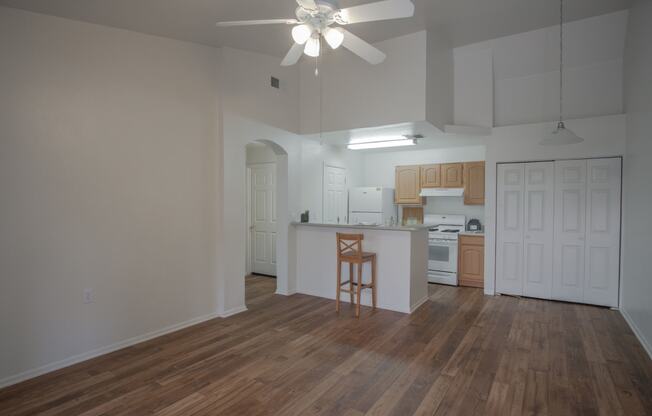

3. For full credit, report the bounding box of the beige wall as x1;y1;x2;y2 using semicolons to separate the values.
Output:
0;7;221;385
622;0;652;357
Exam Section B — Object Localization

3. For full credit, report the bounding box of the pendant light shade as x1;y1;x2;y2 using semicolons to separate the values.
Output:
539;0;584;146
540;121;583;146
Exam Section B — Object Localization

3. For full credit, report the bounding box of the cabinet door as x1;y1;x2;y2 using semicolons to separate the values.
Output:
552;160;587;303
523;162;554;300
496;164;525;296
395;166;422;204
463;162;485;205
459;236;484;288
583;158;621;307
420;164;441;188
441;163;463;188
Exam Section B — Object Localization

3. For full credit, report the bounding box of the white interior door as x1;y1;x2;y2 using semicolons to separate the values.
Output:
583;158;621;307
323;165;347;224
552;160;587;303
250;164;277;276
496;164;525;296
523;162;555;299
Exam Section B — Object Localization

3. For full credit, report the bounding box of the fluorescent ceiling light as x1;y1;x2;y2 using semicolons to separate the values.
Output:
349;136;407;144
347;138;417;150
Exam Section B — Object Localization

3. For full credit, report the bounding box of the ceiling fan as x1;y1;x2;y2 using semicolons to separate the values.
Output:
216;0;415;66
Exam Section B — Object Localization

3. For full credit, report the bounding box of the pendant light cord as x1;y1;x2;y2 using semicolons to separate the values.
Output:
559;0;564;124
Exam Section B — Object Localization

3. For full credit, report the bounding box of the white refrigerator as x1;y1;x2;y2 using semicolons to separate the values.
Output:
348;187;397;226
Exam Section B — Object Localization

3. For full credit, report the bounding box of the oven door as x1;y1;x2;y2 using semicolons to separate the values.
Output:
428;238;458;273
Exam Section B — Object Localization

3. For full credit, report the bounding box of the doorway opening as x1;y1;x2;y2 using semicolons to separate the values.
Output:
245;142;279;305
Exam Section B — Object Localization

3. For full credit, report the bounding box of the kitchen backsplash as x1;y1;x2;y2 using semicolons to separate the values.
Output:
423;197;485;225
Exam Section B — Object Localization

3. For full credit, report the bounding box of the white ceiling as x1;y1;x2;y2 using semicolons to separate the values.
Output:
0;0;631;57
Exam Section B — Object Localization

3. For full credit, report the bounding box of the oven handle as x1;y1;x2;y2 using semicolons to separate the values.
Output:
429;238;458;246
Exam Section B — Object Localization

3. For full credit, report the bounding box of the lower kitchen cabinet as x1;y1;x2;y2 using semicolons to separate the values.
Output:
458;235;484;288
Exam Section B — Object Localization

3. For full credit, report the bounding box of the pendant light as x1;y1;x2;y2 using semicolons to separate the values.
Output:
540;0;583;146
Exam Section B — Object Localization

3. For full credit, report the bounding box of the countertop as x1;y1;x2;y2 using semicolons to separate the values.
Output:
459;231;485;236
292;222;428;232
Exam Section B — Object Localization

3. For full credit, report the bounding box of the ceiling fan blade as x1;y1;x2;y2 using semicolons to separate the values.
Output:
338;0;415;24
216;19;297;27
296;0;318;11
281;43;304;66
341;29;386;64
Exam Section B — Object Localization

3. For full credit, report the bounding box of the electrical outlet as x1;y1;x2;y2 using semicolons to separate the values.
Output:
83;288;94;304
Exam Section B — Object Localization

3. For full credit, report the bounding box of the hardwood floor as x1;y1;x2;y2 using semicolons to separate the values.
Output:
1;275;651;415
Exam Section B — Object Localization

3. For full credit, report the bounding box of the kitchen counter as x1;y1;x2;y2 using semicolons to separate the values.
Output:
459;231;484;236
291;223;429;314
292;222;427;232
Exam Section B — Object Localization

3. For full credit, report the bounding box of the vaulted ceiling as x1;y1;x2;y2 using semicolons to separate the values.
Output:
0;0;631;56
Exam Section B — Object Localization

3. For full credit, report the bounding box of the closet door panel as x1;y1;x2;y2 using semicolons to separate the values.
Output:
523;162;554;300
584;158;621;307
496;164;525;296
552;160;587;303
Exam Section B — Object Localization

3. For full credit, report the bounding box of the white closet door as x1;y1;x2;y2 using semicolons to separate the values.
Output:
552;160;587;303
523;162;555;300
583;158;621;307
496;164;525;296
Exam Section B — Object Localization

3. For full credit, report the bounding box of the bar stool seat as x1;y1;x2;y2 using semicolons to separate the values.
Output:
336;233;377;317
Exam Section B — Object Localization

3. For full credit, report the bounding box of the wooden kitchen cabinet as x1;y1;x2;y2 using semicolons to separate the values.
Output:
463;161;485;205
395;165;423;205
441;163;463;188
458;235;484;288
420;164;441;188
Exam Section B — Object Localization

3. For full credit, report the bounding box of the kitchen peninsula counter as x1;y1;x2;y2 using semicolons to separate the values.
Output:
291;222;429;314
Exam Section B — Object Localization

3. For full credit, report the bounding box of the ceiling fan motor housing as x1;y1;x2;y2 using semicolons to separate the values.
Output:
296;0;341;32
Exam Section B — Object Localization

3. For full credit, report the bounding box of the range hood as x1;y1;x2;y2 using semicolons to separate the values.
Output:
420;188;464;197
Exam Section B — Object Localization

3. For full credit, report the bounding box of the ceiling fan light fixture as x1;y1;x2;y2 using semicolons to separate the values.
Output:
324;27;344;49
291;24;312;44
304;36;321;57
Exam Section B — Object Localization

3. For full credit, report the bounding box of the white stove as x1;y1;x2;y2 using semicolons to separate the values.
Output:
424;215;466;286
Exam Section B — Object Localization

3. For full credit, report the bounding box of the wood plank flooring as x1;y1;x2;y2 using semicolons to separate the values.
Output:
1;275;651;415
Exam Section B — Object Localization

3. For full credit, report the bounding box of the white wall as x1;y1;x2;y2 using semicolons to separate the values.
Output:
0;7;221;385
484;114;627;296
299;31;427;134
426;31;454;130
246;143;277;165
455;11;628;127
221;47;300;134
622;0;652;357
300;141;364;223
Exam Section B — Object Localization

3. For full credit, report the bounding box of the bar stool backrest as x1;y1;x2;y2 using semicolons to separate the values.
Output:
336;233;364;261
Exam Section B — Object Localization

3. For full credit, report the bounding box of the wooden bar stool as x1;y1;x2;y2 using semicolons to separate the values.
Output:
336;233;377;317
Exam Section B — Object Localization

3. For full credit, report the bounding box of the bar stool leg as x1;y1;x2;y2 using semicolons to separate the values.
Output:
349;263;354;304
336;259;341;313
372;256;377;310
356;263;363;317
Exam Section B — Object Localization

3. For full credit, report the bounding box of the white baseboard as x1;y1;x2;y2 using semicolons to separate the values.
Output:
218;305;247;318
275;289;296;296
410;296;430;313
0;311;221;390
620;308;652;360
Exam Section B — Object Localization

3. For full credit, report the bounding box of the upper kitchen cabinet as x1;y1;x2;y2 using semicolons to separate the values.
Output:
441;163;463;188
420;164;441;188
395;166;423;205
463;162;485;205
